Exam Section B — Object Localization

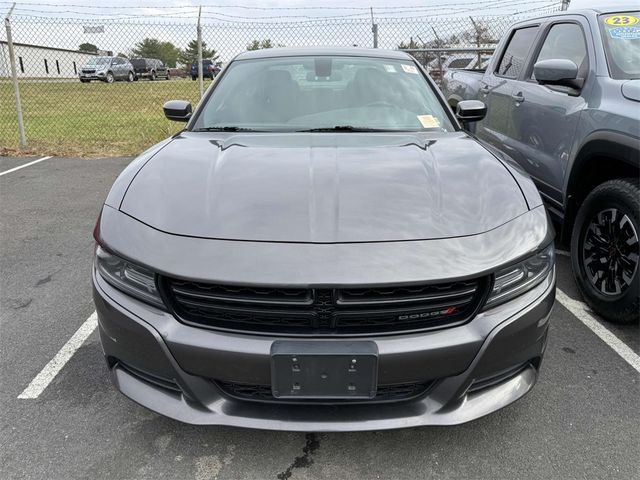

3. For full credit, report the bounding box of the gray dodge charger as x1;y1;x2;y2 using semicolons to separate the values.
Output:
92;48;556;431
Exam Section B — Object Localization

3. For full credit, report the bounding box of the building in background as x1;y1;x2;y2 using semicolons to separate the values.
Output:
0;42;98;78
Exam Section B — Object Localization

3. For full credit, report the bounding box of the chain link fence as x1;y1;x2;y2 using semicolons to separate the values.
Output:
0;6;560;156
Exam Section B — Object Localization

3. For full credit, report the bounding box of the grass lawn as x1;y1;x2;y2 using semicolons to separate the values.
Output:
0;79;206;157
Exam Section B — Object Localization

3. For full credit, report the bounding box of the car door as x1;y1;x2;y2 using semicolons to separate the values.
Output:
476;25;541;150
156;60;167;77
111;58;123;79
508;19;590;208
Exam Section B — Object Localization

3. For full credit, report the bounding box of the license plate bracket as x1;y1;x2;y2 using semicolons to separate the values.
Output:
270;341;378;399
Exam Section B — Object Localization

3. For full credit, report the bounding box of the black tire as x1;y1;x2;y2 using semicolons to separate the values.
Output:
571;178;640;324
105;72;114;84
192;76;197;81
166;71;170;80
127;71;134;82
80;79;89;83
150;71;156;81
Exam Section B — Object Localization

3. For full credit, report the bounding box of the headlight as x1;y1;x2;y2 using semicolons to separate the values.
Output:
485;244;555;308
95;246;164;308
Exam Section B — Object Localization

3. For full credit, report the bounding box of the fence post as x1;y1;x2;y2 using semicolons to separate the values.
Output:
370;7;378;48
197;6;203;99
4;3;26;147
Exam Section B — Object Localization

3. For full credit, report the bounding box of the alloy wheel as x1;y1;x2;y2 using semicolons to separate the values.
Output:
582;208;639;296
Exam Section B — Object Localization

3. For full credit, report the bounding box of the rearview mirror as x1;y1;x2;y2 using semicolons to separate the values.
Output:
533;59;583;89
456;100;487;124
163;100;192;122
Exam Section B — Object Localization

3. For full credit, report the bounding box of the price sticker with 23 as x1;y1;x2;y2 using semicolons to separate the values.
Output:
604;15;639;26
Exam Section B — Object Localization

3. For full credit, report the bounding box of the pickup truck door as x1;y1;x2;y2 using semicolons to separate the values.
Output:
506;19;590;208
476;26;540;151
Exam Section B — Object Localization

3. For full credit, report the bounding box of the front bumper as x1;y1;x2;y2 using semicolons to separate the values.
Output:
93;264;555;431
79;72;106;80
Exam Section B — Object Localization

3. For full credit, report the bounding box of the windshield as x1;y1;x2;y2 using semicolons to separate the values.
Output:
599;12;640;79
192;55;454;132
85;57;111;66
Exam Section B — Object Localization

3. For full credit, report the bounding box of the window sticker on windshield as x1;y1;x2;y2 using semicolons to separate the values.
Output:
604;15;639;26
417;115;440;128
383;64;397;73
608;26;640;40
401;64;418;74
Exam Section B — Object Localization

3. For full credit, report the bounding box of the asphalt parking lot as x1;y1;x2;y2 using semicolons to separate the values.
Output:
1;155;638;480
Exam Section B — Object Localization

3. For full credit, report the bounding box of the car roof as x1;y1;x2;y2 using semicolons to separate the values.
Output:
513;4;638;25
233;47;412;61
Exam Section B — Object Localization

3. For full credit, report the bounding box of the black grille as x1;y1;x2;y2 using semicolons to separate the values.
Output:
216;380;434;403
161;277;488;335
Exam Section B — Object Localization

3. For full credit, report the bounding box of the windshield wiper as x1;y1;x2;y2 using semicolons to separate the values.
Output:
193;126;258;132
296;125;389;132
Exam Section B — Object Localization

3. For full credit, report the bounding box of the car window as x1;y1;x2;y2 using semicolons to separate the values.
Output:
496;26;539;78
599;11;640;79
447;58;473;69
532;23;588;78
193;55;455;132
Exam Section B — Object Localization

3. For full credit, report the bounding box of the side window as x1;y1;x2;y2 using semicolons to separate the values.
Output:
496;26;539;78
532;23;587;77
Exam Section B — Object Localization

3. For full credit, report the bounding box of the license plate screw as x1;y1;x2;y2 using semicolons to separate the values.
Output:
292;364;300;372
348;383;356;391
292;382;300;391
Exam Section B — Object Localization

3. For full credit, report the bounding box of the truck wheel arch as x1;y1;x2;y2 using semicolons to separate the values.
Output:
563;131;639;241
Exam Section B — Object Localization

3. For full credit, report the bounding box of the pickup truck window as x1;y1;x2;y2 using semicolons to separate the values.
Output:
599;11;640;79
531;23;588;79
496;26;539;78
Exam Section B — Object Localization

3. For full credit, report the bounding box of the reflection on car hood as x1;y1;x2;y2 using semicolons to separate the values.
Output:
120;131;528;243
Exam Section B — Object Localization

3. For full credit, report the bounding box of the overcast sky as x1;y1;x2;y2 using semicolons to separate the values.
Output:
2;0;633;21
1;0;634;63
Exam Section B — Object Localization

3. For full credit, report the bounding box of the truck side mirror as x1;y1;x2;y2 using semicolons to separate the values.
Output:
533;59;583;89
456;100;487;124
163;100;192;122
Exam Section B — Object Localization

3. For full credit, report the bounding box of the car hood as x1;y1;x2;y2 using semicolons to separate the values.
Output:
119;131;528;243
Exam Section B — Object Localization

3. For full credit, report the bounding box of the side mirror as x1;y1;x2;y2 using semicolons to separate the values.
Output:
456;100;487;124
163;100;192;122
533;59;583;89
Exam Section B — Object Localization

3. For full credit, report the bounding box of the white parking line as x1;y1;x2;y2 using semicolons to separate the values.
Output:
17;311;98;399
0;156;53;177
556;289;640;374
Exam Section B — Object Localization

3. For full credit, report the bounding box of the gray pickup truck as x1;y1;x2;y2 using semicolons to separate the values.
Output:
442;6;639;324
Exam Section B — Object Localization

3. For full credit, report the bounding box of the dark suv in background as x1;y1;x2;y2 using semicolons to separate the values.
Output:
131;58;170;81
190;59;220;80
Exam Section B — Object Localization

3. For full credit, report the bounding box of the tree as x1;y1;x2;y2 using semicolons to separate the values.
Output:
78;43;98;54
178;40;218;67
246;39;275;51
131;38;180;67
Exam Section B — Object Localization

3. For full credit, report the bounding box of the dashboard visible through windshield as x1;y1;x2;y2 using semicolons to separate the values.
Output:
192;55;455;132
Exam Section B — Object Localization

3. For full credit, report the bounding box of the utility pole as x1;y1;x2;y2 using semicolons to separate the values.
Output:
4;2;26;147
197;5;203;98
370;7;378;48
561;0;570;11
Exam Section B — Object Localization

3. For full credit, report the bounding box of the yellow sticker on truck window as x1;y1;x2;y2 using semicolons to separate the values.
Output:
417;115;440;128
605;15;639;26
